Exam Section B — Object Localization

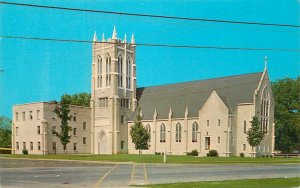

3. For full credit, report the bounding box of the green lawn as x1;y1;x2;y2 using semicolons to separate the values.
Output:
137;178;300;188
1;154;300;164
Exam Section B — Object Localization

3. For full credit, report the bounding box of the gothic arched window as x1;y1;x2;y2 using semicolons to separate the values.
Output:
175;123;181;142
261;86;270;134
126;57;131;89
146;124;151;142
106;54;111;87
97;57;102;88
243;120;247;134
160;123;166;143
118;54;123;87
192;122;199;142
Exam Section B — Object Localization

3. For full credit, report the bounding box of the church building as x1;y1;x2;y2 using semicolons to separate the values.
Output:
12;27;275;157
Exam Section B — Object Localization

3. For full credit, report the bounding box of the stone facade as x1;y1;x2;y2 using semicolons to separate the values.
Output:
12;102;91;154
12;27;275;157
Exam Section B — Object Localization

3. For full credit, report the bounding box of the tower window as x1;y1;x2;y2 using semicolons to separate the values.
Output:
15;112;18;121
29;111;33;120
99;97;108;107
118;54;123;87
83;137;87;145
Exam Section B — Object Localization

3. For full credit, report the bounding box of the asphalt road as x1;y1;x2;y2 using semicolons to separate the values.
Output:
0;158;299;187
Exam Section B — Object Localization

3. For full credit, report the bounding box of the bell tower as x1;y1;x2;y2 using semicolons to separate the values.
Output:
91;26;137;154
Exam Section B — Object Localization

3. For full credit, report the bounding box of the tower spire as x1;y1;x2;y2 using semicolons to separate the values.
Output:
264;56;268;71
102;33;105;42
112;26;117;40
93;31;97;42
131;33;135;44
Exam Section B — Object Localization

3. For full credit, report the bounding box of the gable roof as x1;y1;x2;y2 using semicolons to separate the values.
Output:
130;72;263;120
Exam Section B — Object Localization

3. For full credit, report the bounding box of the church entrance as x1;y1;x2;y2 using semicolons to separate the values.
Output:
97;130;108;154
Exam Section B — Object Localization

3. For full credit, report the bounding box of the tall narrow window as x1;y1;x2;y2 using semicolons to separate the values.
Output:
106;55;111;87
121;141;125;149
37;126;41;134
146;124;151;142
118;54;123;87
29;111;33;120
83;122;86;130
16;142;19;150
175;123;182;142
207;120;209;127
16;127;19;136
30;142;33;150
218;136;221;144
126;57;131;89
243;144;246;151
192;122;199;142
37;110;40;120
83;137;87;145
97;57;102;88
15;112;18;121
37;142;41;150
73;143;77;151
22;112;25;121
243;121;247;134
52;126;56;134
160;123;166;143
23;142;26;150
73;128;77;136
261;87;270;134
218;119;221;126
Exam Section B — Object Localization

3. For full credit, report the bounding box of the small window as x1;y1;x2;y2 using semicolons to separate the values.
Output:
73;143;77;151
207;120;209;127
15;112;18;121
16;142;19;150
23;142;26;150
99;97;108;107
52;126;56;134
22;112;25;121
37;126;41;134
243;121;247;134
73;128;77;136
218;136;221;144
218;119;221;126
121;115;124;124
83;122;86;130
73;116;77;122
37;142;41;150
30;142;33;150
83;137;87;145
243;144;246;151
121;141;125;149
37;110;40;120
29;111;33;120
16;127;19;136
53;142;56;151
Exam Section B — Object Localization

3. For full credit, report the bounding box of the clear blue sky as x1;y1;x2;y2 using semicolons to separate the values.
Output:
0;0;299;119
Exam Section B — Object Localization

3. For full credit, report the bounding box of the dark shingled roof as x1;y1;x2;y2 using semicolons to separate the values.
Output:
130;72;263;120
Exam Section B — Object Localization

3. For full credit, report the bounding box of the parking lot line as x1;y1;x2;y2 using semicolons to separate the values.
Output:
0;178;69;187
143;163;149;184
129;164;136;185
95;163;119;187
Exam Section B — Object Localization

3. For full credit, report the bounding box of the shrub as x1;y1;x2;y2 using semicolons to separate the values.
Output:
187;149;199;156
240;152;245;157
155;152;161;155
207;150;218;157
22;149;28;155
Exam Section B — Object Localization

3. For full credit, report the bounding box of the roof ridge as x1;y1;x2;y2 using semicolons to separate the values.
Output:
137;72;263;89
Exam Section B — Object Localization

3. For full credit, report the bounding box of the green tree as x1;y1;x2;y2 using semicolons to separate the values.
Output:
53;96;73;153
247;116;264;156
272;77;300;153
0;116;12;148
61;93;91;107
129;108;150;157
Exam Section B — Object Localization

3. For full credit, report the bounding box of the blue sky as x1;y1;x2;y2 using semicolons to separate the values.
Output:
0;0;299;119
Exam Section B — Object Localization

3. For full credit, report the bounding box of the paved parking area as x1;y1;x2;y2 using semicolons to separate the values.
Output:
0;158;299;187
